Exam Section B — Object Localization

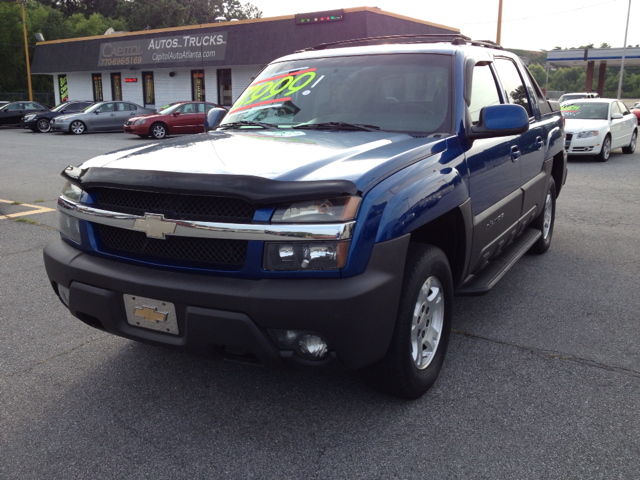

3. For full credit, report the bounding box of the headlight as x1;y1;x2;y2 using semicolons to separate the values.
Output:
61;181;85;202
271;196;361;223
264;241;350;271
23;114;36;121
57;116;69;122
133;118;147;125
577;131;600;138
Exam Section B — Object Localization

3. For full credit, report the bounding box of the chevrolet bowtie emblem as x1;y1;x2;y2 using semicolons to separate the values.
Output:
134;305;169;323
132;213;177;239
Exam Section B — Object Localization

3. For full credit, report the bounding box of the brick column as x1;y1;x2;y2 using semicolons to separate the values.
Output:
597;61;607;97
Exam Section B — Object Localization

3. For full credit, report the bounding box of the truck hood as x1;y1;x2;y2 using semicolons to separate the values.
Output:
80;129;448;192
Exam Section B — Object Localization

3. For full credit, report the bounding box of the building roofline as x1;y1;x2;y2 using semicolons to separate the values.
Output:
34;6;459;46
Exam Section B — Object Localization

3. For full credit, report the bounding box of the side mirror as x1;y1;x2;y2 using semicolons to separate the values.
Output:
173;111;180;116
611;113;623;120
468;104;529;140
205;107;227;131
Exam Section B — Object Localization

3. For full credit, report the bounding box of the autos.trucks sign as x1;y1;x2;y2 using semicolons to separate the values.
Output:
98;32;227;67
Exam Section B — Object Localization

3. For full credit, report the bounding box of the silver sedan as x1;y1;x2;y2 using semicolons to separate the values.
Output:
51;101;155;134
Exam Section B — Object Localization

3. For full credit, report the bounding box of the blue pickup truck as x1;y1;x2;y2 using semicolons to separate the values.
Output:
44;35;567;399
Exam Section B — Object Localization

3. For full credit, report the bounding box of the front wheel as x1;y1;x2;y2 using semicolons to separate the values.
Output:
622;130;637;154
70;120;85;135
36;118;51;133
595;135;611;162
530;178;556;254
151;123;167;139
361;244;453;399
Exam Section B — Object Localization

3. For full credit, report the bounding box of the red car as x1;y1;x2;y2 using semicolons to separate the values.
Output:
631;102;640;124
124;101;226;139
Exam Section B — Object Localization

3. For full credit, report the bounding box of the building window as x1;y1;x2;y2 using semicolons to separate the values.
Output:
142;72;155;105
192;70;205;102
111;72;122;101
217;69;232;106
92;73;103;101
58;75;68;102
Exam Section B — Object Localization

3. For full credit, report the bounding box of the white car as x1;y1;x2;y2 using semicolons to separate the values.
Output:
562;99;637;162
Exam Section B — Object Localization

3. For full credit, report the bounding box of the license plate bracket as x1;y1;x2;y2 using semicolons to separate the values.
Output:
123;295;179;335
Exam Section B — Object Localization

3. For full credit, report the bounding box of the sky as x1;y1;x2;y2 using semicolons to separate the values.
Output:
247;0;638;52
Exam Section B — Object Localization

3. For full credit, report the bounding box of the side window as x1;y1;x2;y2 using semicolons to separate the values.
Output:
7;103;23;111
611;102;620;116
524;66;551;115
68;103;83;112
468;64;501;124
619;102;630;115
116;103;127;111
197;103;206;113
24;103;38;110
494;58;533;117
180;103;196;114
128;104;137;111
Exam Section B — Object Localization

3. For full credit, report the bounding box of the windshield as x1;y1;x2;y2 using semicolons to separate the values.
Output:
0;103;9;111
559;94;586;103
52;103;69;112
84;103;102;113
220;53;452;135
156;103;180;114
561;102;609;120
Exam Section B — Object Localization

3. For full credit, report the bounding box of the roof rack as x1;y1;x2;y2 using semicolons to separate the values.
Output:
296;34;504;52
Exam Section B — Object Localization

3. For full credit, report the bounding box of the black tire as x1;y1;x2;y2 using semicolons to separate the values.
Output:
151;123;167;139
595;135;611;162
361;244;453;399
622;130;637;154
36;118;51;133
530;177;556;255
70;120;85;135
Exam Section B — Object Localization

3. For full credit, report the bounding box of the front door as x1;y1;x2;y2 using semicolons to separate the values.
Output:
465;63;523;274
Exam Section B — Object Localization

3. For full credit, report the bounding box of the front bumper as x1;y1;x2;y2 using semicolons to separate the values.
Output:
565;134;603;155
123;123;148;134
21;118;37;129
43;235;409;370
50;119;72;132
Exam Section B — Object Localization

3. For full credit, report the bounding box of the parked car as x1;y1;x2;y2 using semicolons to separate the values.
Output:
558;92;600;104
124;101;226;139
562;98;637;162
0;101;50;126
630;102;640;124
22;101;94;132
44;35;567;399
50;101;154;134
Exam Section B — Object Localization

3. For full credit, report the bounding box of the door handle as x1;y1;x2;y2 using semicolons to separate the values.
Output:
511;145;521;161
110;113;116;116
535;136;544;150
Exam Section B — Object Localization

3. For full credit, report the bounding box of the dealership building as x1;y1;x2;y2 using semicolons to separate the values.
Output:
30;7;458;109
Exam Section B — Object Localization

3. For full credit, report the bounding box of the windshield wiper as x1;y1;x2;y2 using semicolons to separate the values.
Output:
293;122;381;132
218;120;278;130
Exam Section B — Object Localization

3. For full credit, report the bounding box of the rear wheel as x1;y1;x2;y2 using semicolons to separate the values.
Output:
595;135;611;162
361;244;452;399
530;178;556;254
622;130;637;154
36;118;51;133
70;120;85;135
151;123;167;139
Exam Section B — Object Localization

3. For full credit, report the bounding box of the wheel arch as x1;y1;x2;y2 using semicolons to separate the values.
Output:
150;121;169;136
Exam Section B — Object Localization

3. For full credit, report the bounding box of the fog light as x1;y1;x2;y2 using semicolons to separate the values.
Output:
269;329;330;360
58;284;70;307
298;334;328;360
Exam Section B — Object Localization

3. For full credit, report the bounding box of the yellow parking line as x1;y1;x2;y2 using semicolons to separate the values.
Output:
0;199;55;220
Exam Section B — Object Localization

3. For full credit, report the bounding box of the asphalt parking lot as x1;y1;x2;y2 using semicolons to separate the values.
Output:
1;127;639;479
